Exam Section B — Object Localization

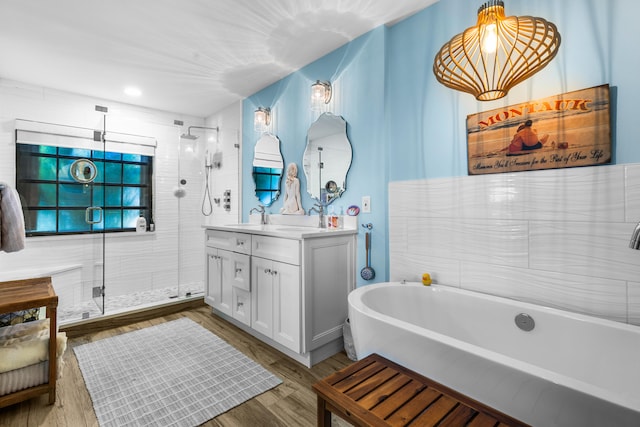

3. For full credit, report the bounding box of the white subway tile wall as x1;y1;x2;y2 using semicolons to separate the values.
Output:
390;164;640;326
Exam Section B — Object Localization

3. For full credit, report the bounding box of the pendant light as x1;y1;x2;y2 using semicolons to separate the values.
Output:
433;1;561;101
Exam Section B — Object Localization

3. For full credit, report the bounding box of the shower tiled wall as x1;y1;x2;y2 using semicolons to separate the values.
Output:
389;164;640;326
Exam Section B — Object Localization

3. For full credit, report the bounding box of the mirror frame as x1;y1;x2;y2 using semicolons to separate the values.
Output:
303;112;352;205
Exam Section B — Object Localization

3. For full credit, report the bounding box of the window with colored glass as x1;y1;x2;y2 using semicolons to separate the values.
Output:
15;124;154;236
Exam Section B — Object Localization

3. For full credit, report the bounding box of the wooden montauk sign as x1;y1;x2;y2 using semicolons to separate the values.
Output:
466;84;611;175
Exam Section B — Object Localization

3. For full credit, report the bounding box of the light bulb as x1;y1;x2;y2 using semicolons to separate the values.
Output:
481;23;498;54
312;84;325;101
254;107;270;132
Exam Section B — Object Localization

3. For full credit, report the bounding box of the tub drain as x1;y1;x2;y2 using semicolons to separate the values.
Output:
515;313;535;331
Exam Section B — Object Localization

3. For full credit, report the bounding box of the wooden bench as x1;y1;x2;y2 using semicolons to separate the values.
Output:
312;353;529;427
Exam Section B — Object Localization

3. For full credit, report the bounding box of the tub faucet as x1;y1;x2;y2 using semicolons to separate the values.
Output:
308;203;325;228
250;206;267;225
630;221;640;249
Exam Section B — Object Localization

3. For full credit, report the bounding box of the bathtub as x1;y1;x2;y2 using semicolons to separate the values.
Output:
348;282;640;427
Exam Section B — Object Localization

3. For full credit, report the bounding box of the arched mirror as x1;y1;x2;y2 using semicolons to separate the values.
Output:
69;158;97;183
252;133;284;206
303;113;352;204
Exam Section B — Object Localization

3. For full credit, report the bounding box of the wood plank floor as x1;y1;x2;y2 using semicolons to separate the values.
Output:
0;306;353;427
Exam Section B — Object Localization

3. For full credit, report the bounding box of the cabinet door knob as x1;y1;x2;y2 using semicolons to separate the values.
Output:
264;268;271;274
235;268;242;273
271;270;278;276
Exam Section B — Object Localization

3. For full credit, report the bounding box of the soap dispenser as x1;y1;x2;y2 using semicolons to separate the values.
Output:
136;215;147;232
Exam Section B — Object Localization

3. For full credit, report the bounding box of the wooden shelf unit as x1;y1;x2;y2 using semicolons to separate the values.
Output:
0;276;58;408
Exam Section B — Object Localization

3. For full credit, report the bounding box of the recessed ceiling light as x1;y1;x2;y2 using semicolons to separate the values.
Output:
124;86;142;97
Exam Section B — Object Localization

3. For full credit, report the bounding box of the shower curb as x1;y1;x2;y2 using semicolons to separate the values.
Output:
60;297;205;338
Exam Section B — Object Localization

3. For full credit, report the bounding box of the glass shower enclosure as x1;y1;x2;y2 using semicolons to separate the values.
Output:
12;109;193;324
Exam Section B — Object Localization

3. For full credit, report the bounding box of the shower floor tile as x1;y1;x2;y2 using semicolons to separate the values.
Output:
58;284;204;325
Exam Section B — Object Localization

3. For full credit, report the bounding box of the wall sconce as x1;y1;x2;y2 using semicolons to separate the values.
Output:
254;107;271;132
433;0;561;101
311;80;332;111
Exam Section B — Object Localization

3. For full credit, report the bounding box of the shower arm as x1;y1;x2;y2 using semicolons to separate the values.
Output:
181;126;219;140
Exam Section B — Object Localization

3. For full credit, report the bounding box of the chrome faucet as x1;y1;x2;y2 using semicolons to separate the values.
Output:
308;203;325;228
250;205;267;225
630;221;640;249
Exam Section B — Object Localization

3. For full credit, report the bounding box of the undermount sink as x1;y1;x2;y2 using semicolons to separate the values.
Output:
225;223;263;227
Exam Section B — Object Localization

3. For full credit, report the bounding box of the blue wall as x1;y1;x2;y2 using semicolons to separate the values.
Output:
243;27;387;286
387;0;640;180
242;0;640;286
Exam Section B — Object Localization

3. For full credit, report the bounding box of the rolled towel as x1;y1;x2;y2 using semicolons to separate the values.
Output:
0;183;26;252
0;320;67;373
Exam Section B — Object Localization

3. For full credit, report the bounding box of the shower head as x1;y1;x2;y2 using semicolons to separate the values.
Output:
180;126;219;140
180;132;198;140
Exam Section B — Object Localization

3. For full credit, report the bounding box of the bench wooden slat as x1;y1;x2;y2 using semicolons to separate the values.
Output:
357;373;412;411
346;367;398;401
385;387;442;426
321;357;377;386
438;404;480;427
332;360;386;392
467;412;501;427
369;380;426;419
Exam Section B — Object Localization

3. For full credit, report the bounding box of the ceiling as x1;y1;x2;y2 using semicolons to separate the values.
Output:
0;0;438;118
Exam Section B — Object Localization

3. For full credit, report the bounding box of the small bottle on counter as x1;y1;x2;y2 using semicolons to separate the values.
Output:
327;206;338;229
136;215;147;232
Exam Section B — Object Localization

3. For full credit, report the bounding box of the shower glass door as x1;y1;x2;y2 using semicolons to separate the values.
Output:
63;120;107;317
70;155;105;316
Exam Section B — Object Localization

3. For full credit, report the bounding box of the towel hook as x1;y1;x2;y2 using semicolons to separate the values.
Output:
361;223;373;230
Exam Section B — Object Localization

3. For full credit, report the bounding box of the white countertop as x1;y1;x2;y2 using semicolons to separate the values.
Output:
203;223;357;239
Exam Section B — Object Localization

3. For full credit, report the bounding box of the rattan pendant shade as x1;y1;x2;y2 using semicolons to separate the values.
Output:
433;0;561;101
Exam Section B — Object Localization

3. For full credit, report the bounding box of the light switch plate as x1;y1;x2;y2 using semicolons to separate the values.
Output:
362;196;371;213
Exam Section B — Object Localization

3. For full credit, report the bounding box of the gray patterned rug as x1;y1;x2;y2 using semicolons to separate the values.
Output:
74;317;282;427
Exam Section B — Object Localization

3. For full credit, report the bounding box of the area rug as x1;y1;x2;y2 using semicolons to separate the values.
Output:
73;317;282;427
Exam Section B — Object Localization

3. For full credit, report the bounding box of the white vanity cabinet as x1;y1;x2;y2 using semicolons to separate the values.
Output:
205;230;251;325
204;225;357;367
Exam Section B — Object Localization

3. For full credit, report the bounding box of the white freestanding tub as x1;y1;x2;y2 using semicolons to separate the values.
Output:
348;282;640;427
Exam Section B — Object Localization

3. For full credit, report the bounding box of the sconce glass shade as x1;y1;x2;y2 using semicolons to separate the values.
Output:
311;80;332;111
433;0;561;101
254;107;271;132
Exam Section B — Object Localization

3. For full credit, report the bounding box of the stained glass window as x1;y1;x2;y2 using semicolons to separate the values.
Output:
16;143;153;236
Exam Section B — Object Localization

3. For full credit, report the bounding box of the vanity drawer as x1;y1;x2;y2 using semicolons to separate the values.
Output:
205;229;251;255
252;235;300;265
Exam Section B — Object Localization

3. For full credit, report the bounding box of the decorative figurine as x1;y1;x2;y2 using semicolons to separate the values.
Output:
280;162;305;215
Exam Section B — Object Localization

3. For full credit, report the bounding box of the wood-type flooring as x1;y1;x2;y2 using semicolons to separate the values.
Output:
0;305;352;426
